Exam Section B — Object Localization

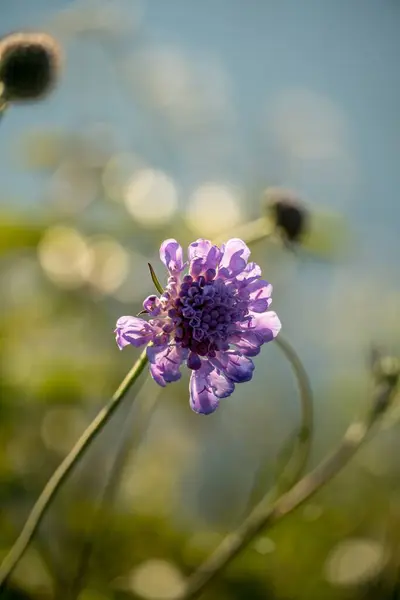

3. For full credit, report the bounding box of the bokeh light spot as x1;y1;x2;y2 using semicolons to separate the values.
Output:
102;152;144;202
324;538;387;587
38;226;91;288
253;536;276;555
302;503;323;522
185;183;243;237
86;236;129;294
127;559;184;599
124;168;178;228
47;161;98;213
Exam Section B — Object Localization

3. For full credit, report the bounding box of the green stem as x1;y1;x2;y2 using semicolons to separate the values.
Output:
177;377;398;599
0;86;7;118
246;336;313;513
212;217;273;247
273;336;313;494
68;382;162;598
0;349;149;590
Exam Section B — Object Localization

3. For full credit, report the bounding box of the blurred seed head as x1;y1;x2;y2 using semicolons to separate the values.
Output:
371;349;400;388
0;32;61;103
263;187;308;243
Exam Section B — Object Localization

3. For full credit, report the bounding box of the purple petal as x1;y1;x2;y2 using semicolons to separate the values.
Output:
212;351;255;383
189;258;203;277
236;262;261;283
147;344;188;386
143;295;162;316
247;280;273;313
189;362;220;415
205;245;223;271
208;368;235;398
115;316;155;349
160;239;184;275
230;331;263;356
187;351;202;370
188;239;212;262
218;238;251;277
245;311;282;342
188;239;222;275
149;358;168;387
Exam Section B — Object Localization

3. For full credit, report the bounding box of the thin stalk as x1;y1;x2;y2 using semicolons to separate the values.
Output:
68;383;162;598
272;336;313;494
246;335;313;512
212;217;273;247
177;376;398;599
0;83;7;118
0;349;149;590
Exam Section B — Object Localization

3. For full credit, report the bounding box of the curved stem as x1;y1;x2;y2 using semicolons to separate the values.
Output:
177;377;398;599
71;337;312;599
247;336;313;511
0;349;149;590
273;336;313;494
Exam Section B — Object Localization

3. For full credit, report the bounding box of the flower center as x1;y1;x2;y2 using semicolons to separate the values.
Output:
168;272;248;357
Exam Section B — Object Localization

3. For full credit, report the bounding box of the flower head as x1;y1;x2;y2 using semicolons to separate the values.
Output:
0;32;61;103
115;238;281;414
264;187;308;243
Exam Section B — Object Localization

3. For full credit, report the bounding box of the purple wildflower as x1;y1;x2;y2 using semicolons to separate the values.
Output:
115;238;281;415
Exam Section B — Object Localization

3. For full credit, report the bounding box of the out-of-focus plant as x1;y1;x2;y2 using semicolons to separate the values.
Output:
0;6;397;600
177;350;399;599
0;32;61;117
0;206;398;599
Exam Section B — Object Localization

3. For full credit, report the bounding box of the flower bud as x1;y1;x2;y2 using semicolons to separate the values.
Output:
263;187;308;243
0;32;61;103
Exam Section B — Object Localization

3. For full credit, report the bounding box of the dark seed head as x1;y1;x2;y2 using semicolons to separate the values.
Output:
0;32;61;103
263;187;308;243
